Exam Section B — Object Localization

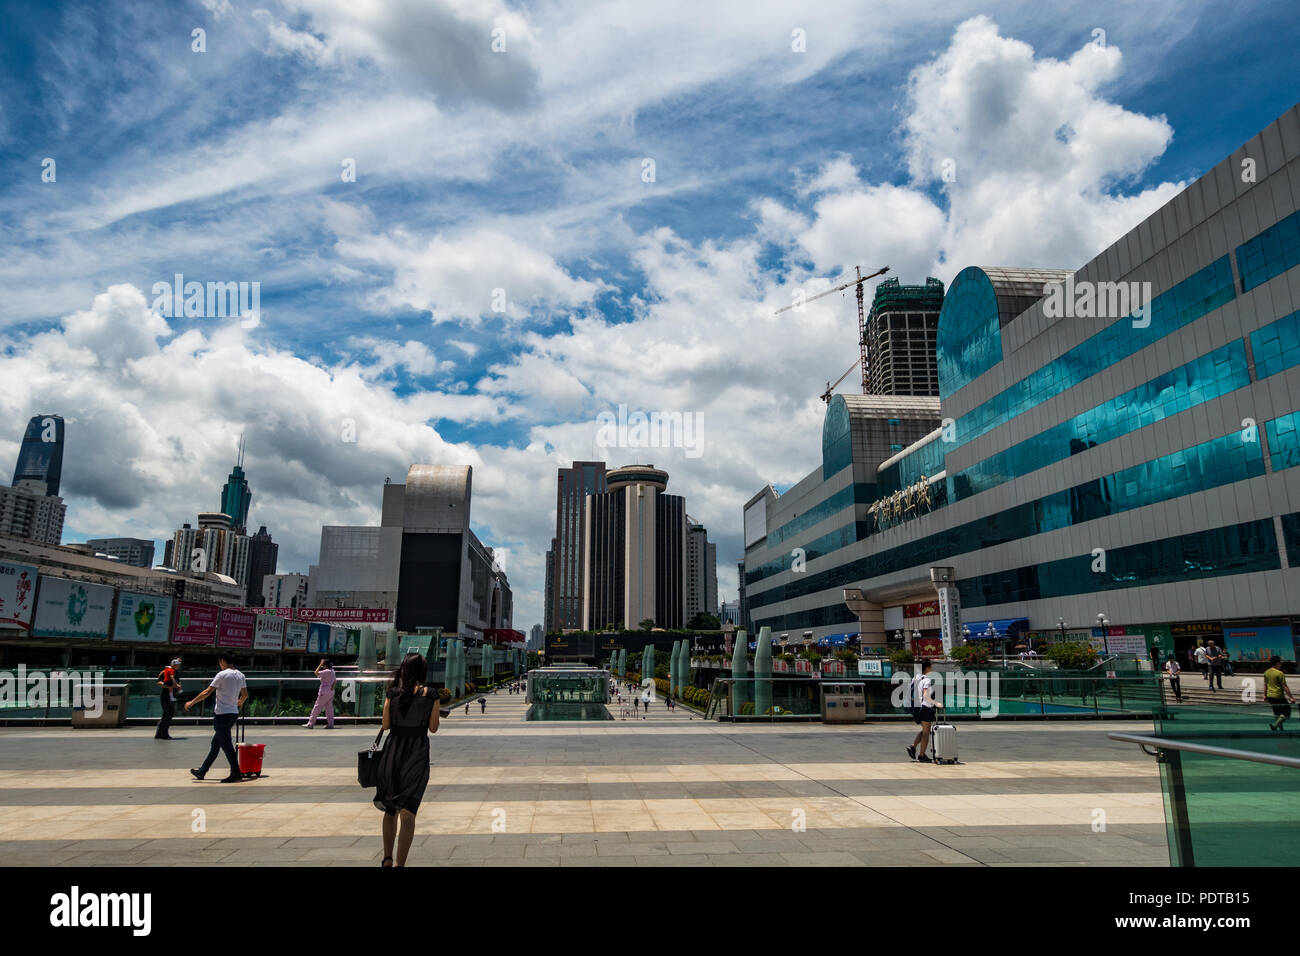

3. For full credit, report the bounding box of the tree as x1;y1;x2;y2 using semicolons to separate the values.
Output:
638;618;656;631
688;612;720;630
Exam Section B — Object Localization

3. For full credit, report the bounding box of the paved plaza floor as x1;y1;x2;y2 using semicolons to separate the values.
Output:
0;692;1170;866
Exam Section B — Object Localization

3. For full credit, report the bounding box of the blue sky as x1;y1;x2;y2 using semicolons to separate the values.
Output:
1;0;1296;630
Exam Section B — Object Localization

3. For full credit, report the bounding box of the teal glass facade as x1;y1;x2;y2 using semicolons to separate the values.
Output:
1266;412;1300;472
1250;308;1300;380
1236;207;1300;293
936;266;1003;397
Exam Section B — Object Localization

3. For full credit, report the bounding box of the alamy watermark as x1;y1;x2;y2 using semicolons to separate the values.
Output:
0;666;104;716
150;273;260;327
891;666;1000;717
1042;276;1152;328
595;403;704;459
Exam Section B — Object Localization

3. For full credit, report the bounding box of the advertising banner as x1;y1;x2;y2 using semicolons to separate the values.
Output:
174;601;220;645
0;561;38;629
912;636;944;659
283;621;308;651
32;577;114;639
1223;625;1296;663
904;600;939;619
296;607;390;623
217;608;256;648
253;613;286;651
112;591;174;643
252;606;294;617
307;622;331;654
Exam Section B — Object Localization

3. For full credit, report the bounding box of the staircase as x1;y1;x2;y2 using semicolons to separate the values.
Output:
1161;672;1268;707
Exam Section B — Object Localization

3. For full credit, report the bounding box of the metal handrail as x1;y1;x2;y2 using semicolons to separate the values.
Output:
1108;731;1300;769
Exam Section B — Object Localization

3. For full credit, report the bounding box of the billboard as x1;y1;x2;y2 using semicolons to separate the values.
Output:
253;613;286;651
307;622;331;654
0;561;38;629
1223;625;1295;663
327;625;360;655
32;577;114;639
174;601;220;645
743;498;767;548
284;621;308;651
218;608;256;648
252;606;294;617
112;591;174;643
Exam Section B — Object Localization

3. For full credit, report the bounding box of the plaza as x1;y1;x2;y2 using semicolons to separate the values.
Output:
0;691;1169;867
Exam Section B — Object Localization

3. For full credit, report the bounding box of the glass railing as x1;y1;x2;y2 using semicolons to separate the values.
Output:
0;667;524;722
1109;728;1300;866
704;670;1162;720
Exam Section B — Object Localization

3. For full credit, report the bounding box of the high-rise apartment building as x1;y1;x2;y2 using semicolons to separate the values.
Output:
170;514;251;586
686;518;718;624
582;464;686;630
262;571;309;609
549;461;606;631
861;278;946;396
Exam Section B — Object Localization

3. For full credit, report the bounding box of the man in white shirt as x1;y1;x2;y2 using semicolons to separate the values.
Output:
1164;657;1184;702
1194;643;1209;680
184;654;248;782
907;660;940;763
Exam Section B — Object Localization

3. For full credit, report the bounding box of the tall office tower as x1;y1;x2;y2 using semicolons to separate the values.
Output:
685;519;718;624
86;537;155;568
543;538;556;633
382;465;512;637
582;464;686;630
861;278;946;396
219;437;253;534
12;414;64;496
245;525;278;606
549;461;606;631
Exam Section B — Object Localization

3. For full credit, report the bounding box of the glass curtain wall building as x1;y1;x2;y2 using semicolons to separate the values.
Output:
744;106;1300;661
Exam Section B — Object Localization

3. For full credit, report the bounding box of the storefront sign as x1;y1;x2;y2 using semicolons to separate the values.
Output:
936;584;961;656
296;607;390;623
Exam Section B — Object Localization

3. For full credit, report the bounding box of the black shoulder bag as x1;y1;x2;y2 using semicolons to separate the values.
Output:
357;727;385;788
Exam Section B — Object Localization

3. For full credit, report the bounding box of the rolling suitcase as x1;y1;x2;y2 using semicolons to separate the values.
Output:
930;714;958;765
235;716;266;778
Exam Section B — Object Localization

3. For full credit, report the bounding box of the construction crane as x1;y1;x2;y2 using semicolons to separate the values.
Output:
773;265;889;403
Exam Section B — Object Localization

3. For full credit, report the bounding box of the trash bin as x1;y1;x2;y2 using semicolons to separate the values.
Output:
821;682;866;723
71;683;130;728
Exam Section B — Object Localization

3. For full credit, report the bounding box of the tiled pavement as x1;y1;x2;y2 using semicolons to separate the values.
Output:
0;692;1171;866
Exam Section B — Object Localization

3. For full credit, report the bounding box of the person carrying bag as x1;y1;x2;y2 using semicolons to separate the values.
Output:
358;726;386;788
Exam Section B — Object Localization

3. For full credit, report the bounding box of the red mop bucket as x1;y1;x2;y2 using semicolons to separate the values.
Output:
235;718;265;778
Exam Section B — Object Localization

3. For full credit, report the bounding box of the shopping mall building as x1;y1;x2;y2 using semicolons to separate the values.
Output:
743;105;1300;667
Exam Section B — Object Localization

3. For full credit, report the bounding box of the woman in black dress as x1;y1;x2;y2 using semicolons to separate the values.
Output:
375;653;440;866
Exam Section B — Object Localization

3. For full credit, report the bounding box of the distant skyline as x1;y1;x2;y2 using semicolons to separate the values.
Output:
2;0;1297;632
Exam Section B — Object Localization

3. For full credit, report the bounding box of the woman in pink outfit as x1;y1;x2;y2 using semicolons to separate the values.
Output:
305;659;336;728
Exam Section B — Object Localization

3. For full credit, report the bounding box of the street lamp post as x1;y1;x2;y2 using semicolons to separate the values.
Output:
1097;613;1110;657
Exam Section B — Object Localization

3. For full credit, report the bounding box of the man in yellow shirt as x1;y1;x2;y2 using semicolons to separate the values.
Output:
1264;656;1296;731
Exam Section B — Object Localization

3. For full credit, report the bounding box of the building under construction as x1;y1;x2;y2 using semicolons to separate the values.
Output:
860;277;945;396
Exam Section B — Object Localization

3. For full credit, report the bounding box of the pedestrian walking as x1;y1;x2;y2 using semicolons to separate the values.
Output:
1194;643;1209;679
155;657;183;740
185;654;247;783
1204;640;1226;691
479;698;486;714
1264;656;1295;731
906;660;939;763
1164;657;1184;702
464;702;470;716
304;658;336;728
374;653;441;867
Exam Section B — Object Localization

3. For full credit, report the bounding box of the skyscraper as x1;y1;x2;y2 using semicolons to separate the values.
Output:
12;414;64;496
219;437;252;534
550;461;606;631
582;464;686;630
245;525;278;606
861;278;945;396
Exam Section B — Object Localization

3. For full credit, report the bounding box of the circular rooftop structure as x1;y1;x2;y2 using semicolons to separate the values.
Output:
605;464;669;492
